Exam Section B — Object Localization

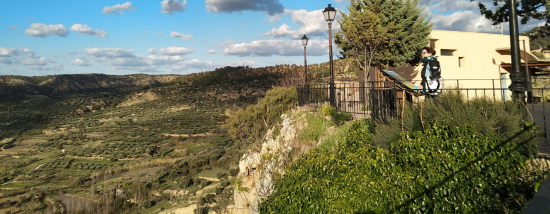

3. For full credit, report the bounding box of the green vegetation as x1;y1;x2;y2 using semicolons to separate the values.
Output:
260;90;543;213
225;86;298;142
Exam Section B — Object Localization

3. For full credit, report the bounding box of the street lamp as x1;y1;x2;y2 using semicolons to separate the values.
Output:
301;34;308;84
506;0;527;102
323;4;337;107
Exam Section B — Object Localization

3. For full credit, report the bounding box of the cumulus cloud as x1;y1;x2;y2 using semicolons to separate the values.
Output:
207;49;216;54
148;55;187;65
429;10;545;34
8;26;19;29
0;48;35;57
157;47;194;55
71;57;91;66
83;48;134;58
170;31;193;40
80;47;190;71
160;0;187;14
102;2;134;14
262;9;342;39
24;23;69;38
20;57;48;65
147;48;157;54
70;24;109;38
157;32;163;36
223;39;328;57
205;0;284;15
218;60;256;67
0;47;61;70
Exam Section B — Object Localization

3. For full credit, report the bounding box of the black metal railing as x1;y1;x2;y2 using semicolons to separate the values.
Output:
294;78;550;145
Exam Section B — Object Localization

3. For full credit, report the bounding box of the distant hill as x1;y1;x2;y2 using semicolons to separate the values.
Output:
0;59;356;102
521;26;550;50
0;74;181;101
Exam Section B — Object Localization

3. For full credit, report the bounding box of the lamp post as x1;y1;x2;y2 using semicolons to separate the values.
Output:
507;0;527;102
301;34;309;84
323;4;337;107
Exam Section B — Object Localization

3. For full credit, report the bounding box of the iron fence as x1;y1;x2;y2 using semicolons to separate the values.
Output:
294;78;550;146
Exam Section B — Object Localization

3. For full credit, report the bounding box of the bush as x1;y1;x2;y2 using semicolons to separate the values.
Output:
224;87;298;141
260;120;542;213
200;180;210;188
142;200;153;209
228;168;238;176
319;103;353;125
18;196;27;203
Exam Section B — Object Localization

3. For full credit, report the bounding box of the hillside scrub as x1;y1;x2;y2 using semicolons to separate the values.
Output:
225;87;298;142
260;120;544;213
373;89;537;157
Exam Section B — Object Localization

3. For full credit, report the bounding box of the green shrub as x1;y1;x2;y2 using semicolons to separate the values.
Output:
421;89;537;157
318;103;353;125
224;87;298;141
260;121;542;213
297;114;332;143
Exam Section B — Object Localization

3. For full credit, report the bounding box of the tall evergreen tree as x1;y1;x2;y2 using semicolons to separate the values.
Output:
335;0;431;82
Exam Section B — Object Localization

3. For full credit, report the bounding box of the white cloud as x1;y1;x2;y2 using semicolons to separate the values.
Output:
170;31;193;40
148;55;186;65
83;48;134;58
70;24;109;38
0;48;35;57
160;0;187;14
8;26;19;29
20;57;48;65
102;2;134;14
205;0;284;15
71;57;91;66
262;9;342;39
429;10;546;34
223;39;329;57
157;47;194;55
207;49;216;54
147;48;157;54
24;23;69;38
142;30;148;33
157;32;163;36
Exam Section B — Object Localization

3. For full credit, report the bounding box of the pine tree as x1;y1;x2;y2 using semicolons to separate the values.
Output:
335;0;431;82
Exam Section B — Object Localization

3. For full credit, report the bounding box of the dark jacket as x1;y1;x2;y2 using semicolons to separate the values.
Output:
420;57;440;89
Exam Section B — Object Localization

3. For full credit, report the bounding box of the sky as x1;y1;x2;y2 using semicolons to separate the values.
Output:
0;0;546;76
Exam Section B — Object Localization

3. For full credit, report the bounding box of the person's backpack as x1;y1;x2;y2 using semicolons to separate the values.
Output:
425;60;442;95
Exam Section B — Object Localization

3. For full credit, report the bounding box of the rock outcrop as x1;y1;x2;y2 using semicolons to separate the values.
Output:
233;108;314;214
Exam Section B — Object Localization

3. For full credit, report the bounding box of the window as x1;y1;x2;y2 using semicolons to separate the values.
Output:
459;57;465;67
430;39;437;49
441;49;455;56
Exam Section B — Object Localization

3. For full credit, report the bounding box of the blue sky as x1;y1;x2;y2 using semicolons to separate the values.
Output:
0;0;546;76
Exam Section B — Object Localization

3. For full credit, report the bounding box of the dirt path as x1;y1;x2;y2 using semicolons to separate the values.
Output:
163;133;215;138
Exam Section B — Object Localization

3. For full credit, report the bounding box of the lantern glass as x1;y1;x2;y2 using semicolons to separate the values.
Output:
301;35;308;46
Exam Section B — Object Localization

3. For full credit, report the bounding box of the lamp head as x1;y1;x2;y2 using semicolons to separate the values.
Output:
301;34;308;47
323;4;336;22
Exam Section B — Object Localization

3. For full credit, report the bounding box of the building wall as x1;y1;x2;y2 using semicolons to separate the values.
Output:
390;30;530;101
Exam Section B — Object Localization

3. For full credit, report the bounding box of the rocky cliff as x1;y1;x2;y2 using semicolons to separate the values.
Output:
233;108;327;214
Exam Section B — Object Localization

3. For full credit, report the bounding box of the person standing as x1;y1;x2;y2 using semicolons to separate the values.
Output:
415;47;441;102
